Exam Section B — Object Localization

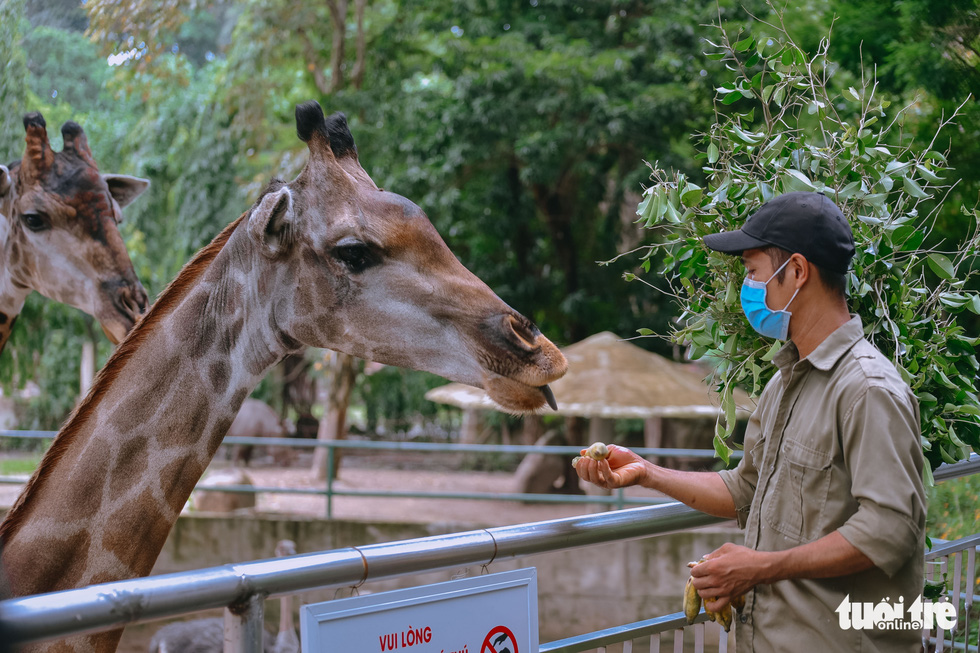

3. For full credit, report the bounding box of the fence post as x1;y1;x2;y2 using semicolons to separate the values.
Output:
326;444;335;520
223;594;265;653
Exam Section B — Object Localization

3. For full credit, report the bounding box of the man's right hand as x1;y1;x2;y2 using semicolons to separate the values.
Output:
574;444;652;489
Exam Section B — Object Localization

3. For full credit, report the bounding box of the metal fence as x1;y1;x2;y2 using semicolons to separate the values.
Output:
925;534;980;653
1;429;978;653
5;430;977;518
0;429;743;516
2;500;977;653
539;532;980;653
0;501;725;651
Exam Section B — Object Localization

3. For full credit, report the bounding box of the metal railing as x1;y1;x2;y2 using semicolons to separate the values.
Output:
4;430;978;518
540;532;980;653
7;503;974;653
2;430;978;653
540;611;733;653
0;429;741;516
925;534;980;652
0;501;727;651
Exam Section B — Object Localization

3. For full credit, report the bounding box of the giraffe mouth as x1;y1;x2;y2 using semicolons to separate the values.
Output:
97;303;141;344
482;374;562;414
99;318;130;345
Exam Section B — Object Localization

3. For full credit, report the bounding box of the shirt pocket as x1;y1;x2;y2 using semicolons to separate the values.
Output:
763;439;833;543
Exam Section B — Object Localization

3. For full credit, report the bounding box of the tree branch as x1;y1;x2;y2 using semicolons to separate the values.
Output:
296;27;330;96
351;0;368;90
326;0;349;93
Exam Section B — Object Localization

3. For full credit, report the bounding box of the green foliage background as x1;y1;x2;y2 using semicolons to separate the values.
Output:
0;0;977;453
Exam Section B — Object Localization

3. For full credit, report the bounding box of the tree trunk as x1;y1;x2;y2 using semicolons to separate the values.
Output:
531;174;589;341
298;28;331;95
644;416;663;466
281;353;316;416
460;409;481;445
351;0;368;90
326;0;349;93
311;351;358;480
80;340;95;399
79;316;98;401
521;414;543;445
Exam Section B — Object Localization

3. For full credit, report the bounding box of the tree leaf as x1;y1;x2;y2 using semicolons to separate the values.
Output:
969;295;980;315
722;90;744;105
708;142;719;163
782;169;816;191
927;253;955;281
915;164;944;183
902;175;929;199
681;182;703;206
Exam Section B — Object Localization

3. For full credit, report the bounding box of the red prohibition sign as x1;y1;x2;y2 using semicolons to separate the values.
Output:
481;625;518;653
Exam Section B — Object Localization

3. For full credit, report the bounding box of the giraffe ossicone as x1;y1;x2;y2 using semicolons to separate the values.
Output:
0;100;566;653
0;112;150;355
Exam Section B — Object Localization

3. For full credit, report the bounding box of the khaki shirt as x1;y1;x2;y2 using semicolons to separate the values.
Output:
718;316;925;652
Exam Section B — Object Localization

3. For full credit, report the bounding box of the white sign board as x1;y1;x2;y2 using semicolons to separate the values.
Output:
300;568;537;653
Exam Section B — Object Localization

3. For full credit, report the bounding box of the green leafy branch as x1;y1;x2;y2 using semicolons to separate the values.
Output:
627;7;980;470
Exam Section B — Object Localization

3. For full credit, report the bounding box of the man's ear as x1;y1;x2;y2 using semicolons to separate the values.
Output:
102;174;150;211
248;186;294;257
0;165;10;197
790;252;810;288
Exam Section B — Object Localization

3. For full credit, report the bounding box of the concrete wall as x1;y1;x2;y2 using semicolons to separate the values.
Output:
131;513;743;646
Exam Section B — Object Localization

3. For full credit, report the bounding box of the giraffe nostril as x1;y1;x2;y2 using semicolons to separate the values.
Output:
112;281;149;319
131;283;149;314
503;314;541;352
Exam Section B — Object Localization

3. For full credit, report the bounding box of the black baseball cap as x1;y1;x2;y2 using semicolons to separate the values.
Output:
702;191;855;274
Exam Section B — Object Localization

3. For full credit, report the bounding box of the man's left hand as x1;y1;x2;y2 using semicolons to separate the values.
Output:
690;542;768;611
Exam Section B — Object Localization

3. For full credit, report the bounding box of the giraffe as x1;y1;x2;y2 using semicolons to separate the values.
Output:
0;101;567;653
0;112;150;355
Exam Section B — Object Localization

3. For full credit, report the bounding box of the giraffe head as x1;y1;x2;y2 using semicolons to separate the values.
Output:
3;112;149;343
247;101;566;411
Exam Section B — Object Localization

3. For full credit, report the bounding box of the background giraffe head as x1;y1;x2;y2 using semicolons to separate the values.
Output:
1;112;149;343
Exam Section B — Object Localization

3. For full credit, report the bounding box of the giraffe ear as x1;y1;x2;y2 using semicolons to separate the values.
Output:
0;165;10;198
102;174;150;211
248;186;294;257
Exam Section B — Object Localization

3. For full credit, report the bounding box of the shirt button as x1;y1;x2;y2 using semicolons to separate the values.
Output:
740;614;748;624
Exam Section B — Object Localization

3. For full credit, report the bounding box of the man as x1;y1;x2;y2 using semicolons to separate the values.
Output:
576;192;925;652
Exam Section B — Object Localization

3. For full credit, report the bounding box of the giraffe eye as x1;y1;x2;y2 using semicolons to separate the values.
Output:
21;211;50;232
332;238;378;273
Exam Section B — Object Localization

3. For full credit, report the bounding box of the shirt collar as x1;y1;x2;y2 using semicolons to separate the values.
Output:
772;315;865;374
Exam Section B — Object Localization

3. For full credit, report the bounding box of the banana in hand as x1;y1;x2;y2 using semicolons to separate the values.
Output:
683;557;743;632
683;576;702;624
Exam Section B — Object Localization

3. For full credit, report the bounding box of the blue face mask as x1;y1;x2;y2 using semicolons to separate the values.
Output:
740;259;800;341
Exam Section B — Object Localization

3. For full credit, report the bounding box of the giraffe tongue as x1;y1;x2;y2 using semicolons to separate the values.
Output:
539;384;558;411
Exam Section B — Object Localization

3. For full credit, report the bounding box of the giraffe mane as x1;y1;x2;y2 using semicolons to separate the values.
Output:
0;212;248;543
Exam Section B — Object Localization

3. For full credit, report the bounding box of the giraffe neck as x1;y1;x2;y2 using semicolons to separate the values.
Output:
0;216;292;652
